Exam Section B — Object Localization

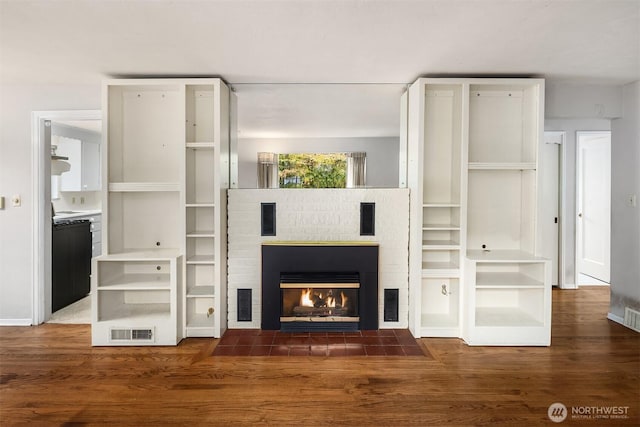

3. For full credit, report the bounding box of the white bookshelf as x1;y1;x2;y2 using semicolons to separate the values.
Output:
183;82;230;338
93;78;231;345
408;78;550;346
464;79;550;346
408;82;465;338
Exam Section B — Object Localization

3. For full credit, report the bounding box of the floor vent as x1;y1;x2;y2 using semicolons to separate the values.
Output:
624;308;640;333
110;327;154;342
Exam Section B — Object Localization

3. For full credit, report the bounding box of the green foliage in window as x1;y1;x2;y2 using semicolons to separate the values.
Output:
279;153;347;188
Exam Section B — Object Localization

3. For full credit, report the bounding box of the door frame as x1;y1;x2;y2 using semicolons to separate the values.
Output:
574;130;611;287
543;131;566;288
31;110;101;325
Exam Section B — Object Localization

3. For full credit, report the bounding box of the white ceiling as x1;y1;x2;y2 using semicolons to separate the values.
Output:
1;0;638;137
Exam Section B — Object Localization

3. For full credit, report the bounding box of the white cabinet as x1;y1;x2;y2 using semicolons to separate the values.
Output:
55;136;101;191
91;251;182;346
464;251;551;345
93;78;231;346
71;213;102;257
408;78;550;346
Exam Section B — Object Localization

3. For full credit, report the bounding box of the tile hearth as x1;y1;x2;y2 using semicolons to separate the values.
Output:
213;329;430;357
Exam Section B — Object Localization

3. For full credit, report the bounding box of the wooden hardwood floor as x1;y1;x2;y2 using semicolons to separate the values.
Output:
1;287;638;425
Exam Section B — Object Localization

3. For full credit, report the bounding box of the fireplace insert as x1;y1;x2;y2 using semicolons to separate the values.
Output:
280;273;360;325
262;243;379;331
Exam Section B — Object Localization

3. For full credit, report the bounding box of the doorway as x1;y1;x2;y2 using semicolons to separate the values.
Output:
31;110;101;325
576;131;611;285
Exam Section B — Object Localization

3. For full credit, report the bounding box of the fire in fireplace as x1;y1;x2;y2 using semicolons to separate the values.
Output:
280;274;360;323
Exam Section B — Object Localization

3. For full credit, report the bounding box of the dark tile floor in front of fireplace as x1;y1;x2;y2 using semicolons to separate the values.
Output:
212;329;430;357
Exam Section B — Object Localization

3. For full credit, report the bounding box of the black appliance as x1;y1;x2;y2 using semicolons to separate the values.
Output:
52;219;91;312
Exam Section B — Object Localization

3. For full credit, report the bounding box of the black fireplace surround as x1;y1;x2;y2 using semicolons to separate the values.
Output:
262;243;379;331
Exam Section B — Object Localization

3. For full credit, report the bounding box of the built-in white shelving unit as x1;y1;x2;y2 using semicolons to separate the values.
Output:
92;78;231;346
183;82;230;338
408;78;550;346
408;82;465;338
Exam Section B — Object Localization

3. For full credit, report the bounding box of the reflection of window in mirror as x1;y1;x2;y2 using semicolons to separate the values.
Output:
272;152;367;188
279;153;347;188
256;152;367;189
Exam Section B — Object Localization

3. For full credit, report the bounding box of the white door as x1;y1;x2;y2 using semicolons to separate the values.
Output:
541;132;561;286
577;131;611;283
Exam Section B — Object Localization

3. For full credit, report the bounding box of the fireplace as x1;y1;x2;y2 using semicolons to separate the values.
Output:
280;272;360;325
262;243;378;331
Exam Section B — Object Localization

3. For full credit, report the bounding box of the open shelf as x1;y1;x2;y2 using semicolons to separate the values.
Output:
420;277;459;330
99;303;172;322
186;255;215;265
186;230;215;238
186;286;215;297
422;261;460;270
97;274;170;290
185;296;215;329
422;240;460;249
186;142;215;149
466;249;545;262
108;182;181;192
107;85;183;184
475;307;543;327
468;162;536;170
186;85;216;144
186;148;215;205
476;272;544;288
423;224;460;231
468;85;538;165
421;313;458;328
107;192;181;253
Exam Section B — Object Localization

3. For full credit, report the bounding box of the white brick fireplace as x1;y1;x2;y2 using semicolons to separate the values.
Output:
227;189;410;329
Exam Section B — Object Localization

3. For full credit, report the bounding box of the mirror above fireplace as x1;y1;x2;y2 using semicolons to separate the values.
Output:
231;83;407;188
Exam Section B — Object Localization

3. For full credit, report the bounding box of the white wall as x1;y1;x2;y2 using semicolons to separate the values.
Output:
0;84;100;324
227;188;410;329
610;81;640;320
237;137;399;188
546;82;622;119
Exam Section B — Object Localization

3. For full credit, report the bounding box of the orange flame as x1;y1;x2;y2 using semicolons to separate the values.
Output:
300;288;314;307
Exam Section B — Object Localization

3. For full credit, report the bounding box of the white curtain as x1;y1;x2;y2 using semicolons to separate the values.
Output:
346;152;366;188
257;152;279;188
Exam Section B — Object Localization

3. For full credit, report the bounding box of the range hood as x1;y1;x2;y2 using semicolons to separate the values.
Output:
51;145;71;175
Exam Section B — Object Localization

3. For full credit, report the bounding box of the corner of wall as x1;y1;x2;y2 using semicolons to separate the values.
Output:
609;80;640;319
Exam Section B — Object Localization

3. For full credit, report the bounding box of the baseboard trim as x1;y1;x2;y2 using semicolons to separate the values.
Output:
607;312;624;325
561;283;578;290
0;318;33;326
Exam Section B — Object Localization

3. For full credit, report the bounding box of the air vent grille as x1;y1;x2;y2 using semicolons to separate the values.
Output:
624;307;640;333
132;329;153;340
111;329;131;341
110;327;154;342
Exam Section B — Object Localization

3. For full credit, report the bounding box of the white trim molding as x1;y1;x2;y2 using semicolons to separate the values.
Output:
0;319;33;326
607;312;624;325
